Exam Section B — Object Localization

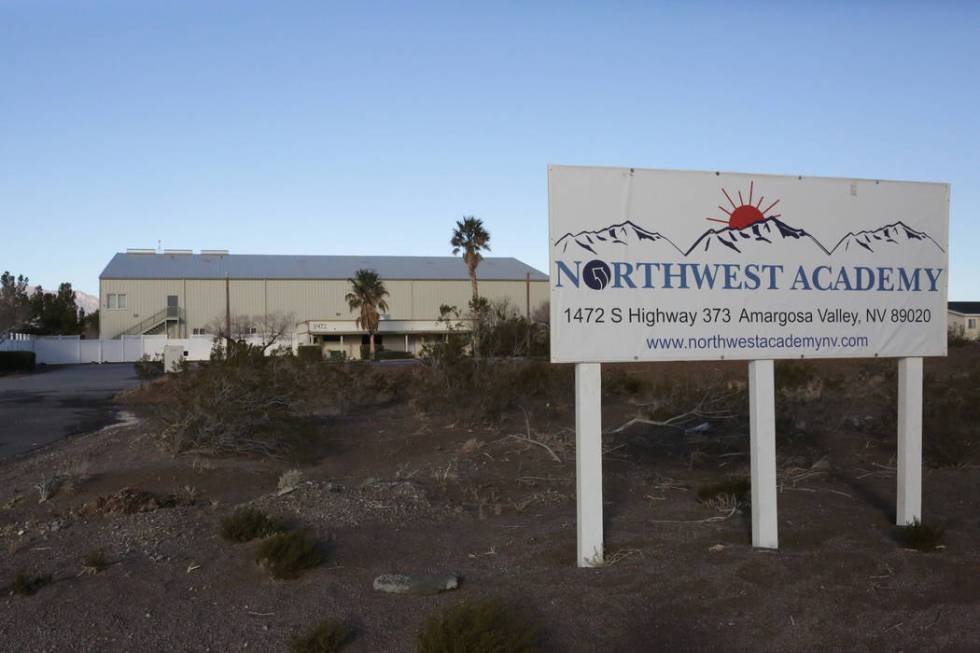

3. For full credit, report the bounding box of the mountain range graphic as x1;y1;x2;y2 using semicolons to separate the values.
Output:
554;218;945;258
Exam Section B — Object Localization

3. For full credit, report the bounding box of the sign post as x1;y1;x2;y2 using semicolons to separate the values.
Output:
897;357;923;525
575;363;604;566
549;165;949;565
748;359;778;548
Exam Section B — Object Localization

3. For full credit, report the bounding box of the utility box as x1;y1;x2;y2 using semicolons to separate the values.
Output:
163;344;185;373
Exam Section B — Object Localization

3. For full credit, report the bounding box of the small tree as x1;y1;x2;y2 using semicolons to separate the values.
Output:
26;282;83;335
0;271;32;340
345;269;389;358
206;311;296;354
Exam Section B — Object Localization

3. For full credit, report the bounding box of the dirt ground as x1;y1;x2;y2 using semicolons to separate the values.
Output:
1;355;978;652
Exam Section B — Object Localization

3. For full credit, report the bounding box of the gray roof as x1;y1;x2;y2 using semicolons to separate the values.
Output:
949;301;980;314
100;253;548;282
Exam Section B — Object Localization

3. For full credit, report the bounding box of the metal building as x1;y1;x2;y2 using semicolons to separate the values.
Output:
99;250;549;358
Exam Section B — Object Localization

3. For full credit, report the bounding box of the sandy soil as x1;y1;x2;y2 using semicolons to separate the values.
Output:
1;358;978;652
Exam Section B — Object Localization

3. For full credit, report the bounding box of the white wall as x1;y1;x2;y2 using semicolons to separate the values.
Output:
1;333;259;364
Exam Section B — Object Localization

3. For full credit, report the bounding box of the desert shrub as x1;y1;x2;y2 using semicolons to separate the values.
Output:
373;349;414;360
221;507;287;542
120;342;407;458
11;573;51;596
604;368;647;397
297;345;323;362
81;549;108;574
289;619;353;653
922;366;980;466
417;598;543;653
697;477;750;502
894;519;944;552
411;357;571;423
255;529;323;579
947;330;974;348
0;351;35;372
775;361;814;392
134;354;164;380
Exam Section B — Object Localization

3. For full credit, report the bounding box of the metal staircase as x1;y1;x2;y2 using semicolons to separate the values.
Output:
118;306;185;337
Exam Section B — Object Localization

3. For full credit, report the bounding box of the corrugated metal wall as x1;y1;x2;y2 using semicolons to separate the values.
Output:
101;276;549;338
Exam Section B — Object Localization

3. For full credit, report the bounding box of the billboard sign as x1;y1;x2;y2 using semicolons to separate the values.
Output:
549;165;949;363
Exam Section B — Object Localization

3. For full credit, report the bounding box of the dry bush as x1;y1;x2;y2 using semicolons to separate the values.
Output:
81;549;108;575
410;357;571;424
289;619;353;653
922;367;980;467
11;573;51;596
417;598;543;653
255;530;323;579
220;507;287;543
604;369;648;397
697;477;750;501
278;469;305;494
122;353;403;458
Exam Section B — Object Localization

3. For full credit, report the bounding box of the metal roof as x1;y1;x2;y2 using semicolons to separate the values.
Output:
948;301;980;315
100;253;548;282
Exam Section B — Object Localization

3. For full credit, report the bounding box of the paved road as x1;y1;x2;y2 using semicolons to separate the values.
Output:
0;364;140;459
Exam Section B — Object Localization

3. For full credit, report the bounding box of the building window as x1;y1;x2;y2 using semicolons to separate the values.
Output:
193;328;208;335
106;293;128;310
969;319;977;329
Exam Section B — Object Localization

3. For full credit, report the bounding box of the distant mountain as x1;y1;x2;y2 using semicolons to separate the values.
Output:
75;291;100;314
830;221;945;256
554;220;683;256
684;218;831;258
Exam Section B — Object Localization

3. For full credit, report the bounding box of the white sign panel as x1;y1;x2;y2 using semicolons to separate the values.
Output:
549;165;949;363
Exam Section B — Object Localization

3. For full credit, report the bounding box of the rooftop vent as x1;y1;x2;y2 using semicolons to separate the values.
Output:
200;249;230;256
126;248;156;255
163;249;193;255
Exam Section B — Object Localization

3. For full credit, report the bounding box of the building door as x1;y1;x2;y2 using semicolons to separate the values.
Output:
167;295;179;337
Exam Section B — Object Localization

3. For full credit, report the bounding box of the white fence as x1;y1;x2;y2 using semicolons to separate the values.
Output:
1;334;221;365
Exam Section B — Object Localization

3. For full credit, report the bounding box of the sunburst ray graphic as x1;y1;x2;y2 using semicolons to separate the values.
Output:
706;181;781;229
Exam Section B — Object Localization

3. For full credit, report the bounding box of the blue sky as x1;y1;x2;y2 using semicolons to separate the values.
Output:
1;1;978;299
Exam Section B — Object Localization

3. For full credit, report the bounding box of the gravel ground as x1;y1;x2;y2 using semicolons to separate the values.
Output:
1;360;978;652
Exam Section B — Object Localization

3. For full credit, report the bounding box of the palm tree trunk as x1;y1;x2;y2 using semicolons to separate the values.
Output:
468;261;480;358
369;332;376;359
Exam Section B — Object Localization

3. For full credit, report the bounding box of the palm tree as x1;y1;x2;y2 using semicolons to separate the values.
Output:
450;216;491;305
345;269;389;359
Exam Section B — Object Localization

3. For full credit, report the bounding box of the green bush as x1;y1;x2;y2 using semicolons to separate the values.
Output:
418;598;543;653
894;519;944;552
11;573;52;596
221;507;287;543
255;529;323;579
289;619;353;653
0;351;35;372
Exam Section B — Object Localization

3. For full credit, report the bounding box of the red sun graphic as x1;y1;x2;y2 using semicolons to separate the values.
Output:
706;181;780;229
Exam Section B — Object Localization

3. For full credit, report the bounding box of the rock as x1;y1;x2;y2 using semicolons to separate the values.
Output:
373;573;459;595
709;544;726;553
